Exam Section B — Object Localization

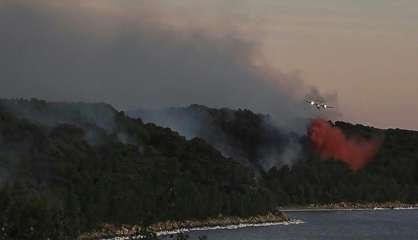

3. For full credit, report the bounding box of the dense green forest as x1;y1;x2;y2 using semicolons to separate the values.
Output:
131;105;418;204
129;105;300;171
0;99;417;239
0;99;274;239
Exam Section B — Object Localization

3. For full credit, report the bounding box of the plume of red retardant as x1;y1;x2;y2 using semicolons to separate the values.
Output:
309;118;380;171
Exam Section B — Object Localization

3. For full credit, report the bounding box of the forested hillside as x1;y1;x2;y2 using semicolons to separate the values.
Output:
0;99;274;239
129;105;300;171
0;99;417;239
132;105;418;205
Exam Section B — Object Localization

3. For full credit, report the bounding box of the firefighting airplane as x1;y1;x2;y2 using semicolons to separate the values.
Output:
305;100;334;110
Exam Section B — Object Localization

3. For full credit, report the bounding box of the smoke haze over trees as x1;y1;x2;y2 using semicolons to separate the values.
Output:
0;99;418;239
129;105;304;171
0;0;338;131
1;1;418;239
0;99;275;239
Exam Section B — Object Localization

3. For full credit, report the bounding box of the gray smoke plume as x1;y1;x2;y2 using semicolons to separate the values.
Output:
0;0;338;124
258;137;302;170
0;0;339;169
129;105;306;170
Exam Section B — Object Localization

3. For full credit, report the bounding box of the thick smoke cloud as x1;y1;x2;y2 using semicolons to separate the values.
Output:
0;0;338;131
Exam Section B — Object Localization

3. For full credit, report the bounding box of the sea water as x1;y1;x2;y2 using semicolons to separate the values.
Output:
170;209;418;240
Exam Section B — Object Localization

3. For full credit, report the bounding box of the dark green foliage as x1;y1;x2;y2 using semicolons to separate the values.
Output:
0;99;273;239
137;105;418;206
129;105;296;171
264;122;418;205
1;99;418;239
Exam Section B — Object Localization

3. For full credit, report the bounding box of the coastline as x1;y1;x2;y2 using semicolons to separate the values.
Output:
80;212;290;240
279;202;418;212
81;202;418;239
155;219;304;237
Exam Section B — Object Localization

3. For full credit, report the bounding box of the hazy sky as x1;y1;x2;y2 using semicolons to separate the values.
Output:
158;0;418;130
1;0;417;130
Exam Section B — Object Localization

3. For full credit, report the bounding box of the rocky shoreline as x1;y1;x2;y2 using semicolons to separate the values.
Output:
80;211;289;240
80;202;418;239
282;201;418;211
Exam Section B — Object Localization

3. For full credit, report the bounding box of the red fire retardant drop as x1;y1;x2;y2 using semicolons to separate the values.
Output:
309;118;381;171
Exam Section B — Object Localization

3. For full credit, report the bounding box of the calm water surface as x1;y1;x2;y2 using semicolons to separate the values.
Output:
176;209;418;240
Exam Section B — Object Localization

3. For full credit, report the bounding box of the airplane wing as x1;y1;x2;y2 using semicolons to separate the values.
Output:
321;104;334;109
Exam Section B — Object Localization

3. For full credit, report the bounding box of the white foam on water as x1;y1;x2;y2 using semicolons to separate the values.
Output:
156;219;304;236
282;207;418;212
103;220;304;240
393;207;418;210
